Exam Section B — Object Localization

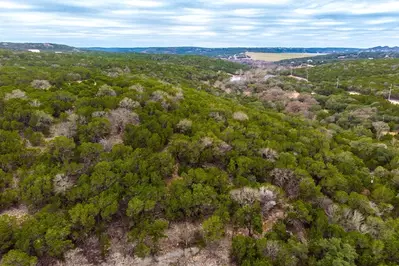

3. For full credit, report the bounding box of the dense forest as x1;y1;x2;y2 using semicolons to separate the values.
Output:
0;49;399;266
279;52;399;66
292;58;399;98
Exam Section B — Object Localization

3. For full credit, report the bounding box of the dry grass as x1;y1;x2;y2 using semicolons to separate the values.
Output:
246;52;319;62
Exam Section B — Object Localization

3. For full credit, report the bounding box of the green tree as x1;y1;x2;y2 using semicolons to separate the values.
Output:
44;227;73;257
79;118;111;143
78;142;103;167
0;130;24;171
372;121;389;141
129;219;168;257
1;250;37;266
126;197;145;219
312;238;358;266
0;215;16;254
372;185;395;204
48;136;76;164
231;235;258;265
69;203;99;231
234;204;262;237
203;215;224;243
21;172;53;207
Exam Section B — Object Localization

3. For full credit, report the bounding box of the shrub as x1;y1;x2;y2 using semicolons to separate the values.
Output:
31;79;51;90
53;173;73;194
107;108;140;135
119;97;140;110
202;215;224;243
176;119;192;133
4;89;26;101
233;111;249;121
1;250;37;266
96;85;116;97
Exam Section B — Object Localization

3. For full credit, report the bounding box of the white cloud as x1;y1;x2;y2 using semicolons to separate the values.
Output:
197;31;218;36
123;0;165;8
101;29;154;35
53;18;129;28
0;0;32;9
365;18;396;25
227;18;262;26
3;11;131;28
65;0;165;8
231;9;264;17
295;33;319;37
2;12;55;24
212;0;291;4
295;1;399;15
170;8;216;25
168;26;209;32
110;9;173;15
231;25;256;30
352;1;399;14
276;19;308;25
1;0;399;47
310;20;346;26
368;27;387;31
286;26;322;31
164;25;217;36
335;27;356;31
173;14;213;24
60;0;110;7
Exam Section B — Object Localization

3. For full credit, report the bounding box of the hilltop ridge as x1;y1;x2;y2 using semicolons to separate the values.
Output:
2;42;399;58
0;42;80;52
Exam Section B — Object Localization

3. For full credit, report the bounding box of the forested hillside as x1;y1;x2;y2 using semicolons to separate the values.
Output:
293;58;399;98
0;49;399;266
279;52;399;66
0;43;78;52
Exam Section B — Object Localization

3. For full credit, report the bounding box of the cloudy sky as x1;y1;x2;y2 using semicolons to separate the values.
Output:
1;0;399;47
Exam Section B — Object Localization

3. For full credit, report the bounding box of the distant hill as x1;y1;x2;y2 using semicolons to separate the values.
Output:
279;50;399;66
0;42;80;52
84;47;361;57
85;46;399;58
364;46;399;52
2;42;399;59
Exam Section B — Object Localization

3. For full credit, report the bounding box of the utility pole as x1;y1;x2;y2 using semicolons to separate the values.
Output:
336;76;339;89
306;67;309;81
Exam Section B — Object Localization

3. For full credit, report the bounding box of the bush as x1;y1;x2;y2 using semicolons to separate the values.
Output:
176;119;192;133
96;85;116;97
31;79;51;90
233;111;249;121
202;215;224;243
1;250;37;266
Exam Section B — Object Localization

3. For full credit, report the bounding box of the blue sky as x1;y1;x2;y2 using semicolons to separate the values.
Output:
1;0;399;47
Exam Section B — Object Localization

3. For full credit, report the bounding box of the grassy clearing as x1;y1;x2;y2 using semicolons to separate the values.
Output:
246;52;320;62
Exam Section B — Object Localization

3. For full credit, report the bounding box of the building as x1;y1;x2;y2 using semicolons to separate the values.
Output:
28;49;40;53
